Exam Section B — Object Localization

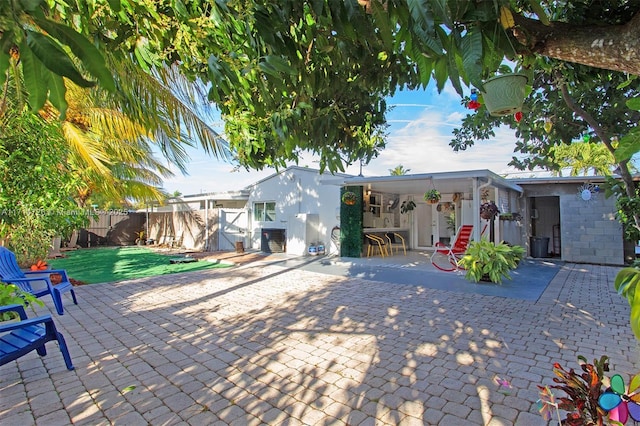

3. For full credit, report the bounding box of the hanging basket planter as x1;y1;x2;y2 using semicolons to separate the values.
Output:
481;74;528;117
480;201;500;220
342;191;358;206
424;189;441;204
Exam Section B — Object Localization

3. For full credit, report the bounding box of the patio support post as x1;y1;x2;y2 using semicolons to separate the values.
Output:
472;178;481;242
340;186;364;257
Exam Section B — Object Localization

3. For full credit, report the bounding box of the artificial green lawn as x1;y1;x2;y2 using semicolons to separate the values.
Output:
48;247;231;284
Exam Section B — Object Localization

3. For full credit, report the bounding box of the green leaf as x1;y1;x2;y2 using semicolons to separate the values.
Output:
46;73;68;120
26;30;95;87
627;97;640;111
33;18;115;92
527;0;550;25
407;0;435;32
19;40;48;112
631;303;640;339
459;27;483;90
615;267;640;300
134;39;154;72
172;0;188;18
121;385;136;394
20;0;43;12
432;0;451;28
263;55;296;75
0;52;9;88
614;129;640;162
434;56;448;92
107;0;121;12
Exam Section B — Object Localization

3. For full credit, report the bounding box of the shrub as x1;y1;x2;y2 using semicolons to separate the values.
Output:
458;239;524;284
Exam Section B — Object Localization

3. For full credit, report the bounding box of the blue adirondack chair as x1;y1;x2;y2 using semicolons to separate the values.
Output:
0;304;74;370
0;247;78;315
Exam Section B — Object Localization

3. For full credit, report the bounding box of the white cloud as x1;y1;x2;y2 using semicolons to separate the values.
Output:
362;108;520;177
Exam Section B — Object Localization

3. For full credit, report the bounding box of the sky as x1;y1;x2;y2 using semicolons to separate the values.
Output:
159;82;530;196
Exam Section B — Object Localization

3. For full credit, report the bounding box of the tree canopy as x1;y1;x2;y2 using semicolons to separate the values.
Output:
3;0;640;172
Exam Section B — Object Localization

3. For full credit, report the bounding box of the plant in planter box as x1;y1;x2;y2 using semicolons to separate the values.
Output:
499;212;522;221
458;239;524;284
423;189;441;204
480;201;500;220
0;283;42;321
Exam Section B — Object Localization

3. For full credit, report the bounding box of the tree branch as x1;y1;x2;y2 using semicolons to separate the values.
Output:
513;12;640;75
556;72;639;229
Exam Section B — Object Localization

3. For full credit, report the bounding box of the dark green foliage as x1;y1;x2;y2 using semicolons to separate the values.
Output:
0;109;87;266
604;176;640;242
339;186;363;258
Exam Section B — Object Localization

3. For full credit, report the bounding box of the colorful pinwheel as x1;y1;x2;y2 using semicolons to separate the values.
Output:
494;376;512;395
598;373;640;424
537;385;562;424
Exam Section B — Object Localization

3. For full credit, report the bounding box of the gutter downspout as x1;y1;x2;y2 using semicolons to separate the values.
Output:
204;198;209;251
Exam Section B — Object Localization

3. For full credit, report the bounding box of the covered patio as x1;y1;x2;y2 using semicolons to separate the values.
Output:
337;170;524;257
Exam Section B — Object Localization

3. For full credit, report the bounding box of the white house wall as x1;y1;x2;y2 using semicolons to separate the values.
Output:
247;167;342;255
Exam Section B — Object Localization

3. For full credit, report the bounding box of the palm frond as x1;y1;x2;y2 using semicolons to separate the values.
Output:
106;56;232;171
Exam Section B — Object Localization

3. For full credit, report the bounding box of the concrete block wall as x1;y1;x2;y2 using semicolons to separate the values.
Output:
560;194;623;265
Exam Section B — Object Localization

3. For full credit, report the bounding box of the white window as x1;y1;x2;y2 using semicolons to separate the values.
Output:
253;202;276;221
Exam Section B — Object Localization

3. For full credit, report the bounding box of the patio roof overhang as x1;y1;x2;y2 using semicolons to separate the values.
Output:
336;169;523;195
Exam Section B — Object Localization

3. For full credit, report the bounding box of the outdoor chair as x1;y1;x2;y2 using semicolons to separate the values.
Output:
430;225;474;272
0;304;74;370
365;234;388;257
385;232;406;256
0;247;78;315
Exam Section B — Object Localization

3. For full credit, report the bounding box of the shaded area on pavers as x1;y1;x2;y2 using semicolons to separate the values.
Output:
279;256;562;301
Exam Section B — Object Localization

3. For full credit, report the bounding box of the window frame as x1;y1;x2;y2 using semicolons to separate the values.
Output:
253;201;276;222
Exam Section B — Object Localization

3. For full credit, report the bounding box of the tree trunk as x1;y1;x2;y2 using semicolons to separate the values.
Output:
513;12;640;76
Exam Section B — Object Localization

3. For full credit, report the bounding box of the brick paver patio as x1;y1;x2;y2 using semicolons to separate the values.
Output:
1;259;638;425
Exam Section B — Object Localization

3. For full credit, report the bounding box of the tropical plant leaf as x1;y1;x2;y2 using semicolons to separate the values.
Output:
627;96;640;111
106;0;121;12
432;0;451;28
33;18;115;92
262;55;296;75
615;267;640;301
0;51;9;87
26;30;95;88
46;73;68;120
407;0;435;32
631;298;640;339
459;27;483;90
614;267;640;339
527;0;550;25
19;40;48;112
614;129;640;162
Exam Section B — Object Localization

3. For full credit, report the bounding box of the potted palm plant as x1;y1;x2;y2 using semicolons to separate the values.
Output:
424;189;441;204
